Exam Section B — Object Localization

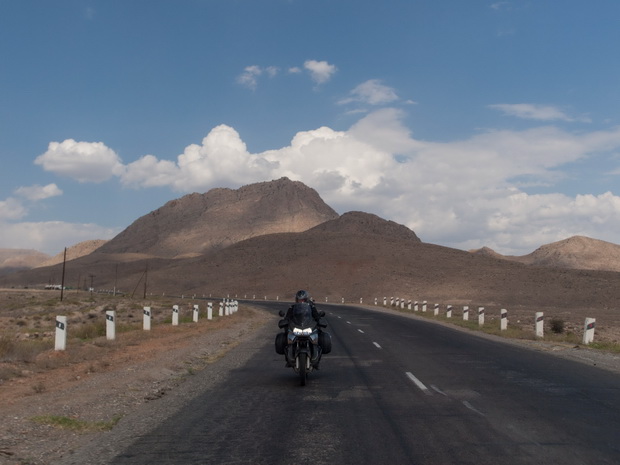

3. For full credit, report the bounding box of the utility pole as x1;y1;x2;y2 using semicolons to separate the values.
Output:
60;247;67;301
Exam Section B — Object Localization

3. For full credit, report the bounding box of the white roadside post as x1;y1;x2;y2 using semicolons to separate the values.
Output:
535;312;544;338
375;298;378;306
434;304;439;316
172;305;179;326
401;300;405;309
500;308;508;331
55;316;67;351
422;301;427;312
143;306;152;331
463;306;469;321
478;307;485;326
414;301;419;312
106;310;116;340
207;302;213;320
446;305;453;318
390;297;394;306
360;298;363;304
583;318;596;344
193;304;199;322
408;300;412;310
383;297;387;306
219;301;223;316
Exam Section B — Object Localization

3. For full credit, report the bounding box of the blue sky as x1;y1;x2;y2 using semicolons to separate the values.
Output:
1;0;620;255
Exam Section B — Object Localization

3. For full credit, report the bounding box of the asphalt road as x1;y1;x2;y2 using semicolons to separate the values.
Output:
109;302;620;465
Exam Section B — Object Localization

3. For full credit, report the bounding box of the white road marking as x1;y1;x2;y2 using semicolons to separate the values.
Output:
462;401;486;417
373;342;382;349
430;385;447;396
358;329;365;334
406;372;431;395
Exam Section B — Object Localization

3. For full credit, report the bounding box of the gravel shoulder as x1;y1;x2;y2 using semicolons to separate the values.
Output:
0;303;274;465
1;300;619;465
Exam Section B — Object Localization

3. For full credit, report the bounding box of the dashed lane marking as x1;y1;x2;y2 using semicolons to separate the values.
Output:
406;372;431;395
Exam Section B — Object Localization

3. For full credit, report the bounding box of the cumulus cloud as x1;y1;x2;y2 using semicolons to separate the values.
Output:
0;198;27;221
304;60;337;84
339;79;399;106
14;183;63;201
236;65;280;90
489;103;591;123
34;139;123;183
27;109;620;255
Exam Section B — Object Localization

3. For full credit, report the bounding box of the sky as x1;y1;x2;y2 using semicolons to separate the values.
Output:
1;0;620;256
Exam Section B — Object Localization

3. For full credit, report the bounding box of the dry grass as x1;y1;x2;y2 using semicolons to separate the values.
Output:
0;289;227;382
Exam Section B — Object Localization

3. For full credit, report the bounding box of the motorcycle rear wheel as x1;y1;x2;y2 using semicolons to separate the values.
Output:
298;352;307;386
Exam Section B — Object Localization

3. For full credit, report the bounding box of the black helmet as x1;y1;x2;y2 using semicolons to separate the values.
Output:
295;290;309;302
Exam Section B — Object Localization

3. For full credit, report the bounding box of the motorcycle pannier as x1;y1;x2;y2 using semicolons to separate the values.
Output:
319;331;332;354
275;332;287;354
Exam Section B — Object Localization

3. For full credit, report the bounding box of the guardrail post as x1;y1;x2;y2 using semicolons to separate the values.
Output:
446;305;452;318
583;318;596;344
193;304;199;322
535;312;544;337
55;316;67;351
172;305;179;326
106;310;116;340
500;308;508;331
207;302;213;320
143;306;152;331
478;307;485;326
463;306;469;321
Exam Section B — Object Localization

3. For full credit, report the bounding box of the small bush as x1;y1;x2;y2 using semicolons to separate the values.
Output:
550;317;565;334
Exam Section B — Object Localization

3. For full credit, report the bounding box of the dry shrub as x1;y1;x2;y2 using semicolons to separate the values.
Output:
0;336;51;363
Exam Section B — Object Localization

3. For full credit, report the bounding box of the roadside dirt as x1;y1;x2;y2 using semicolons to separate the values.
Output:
0;290;272;465
1;290;619;464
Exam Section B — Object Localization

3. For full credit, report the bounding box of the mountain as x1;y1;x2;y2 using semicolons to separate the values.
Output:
471;236;620;272
97;177;339;258
34;240;108;268
0;249;50;276
1;179;620;312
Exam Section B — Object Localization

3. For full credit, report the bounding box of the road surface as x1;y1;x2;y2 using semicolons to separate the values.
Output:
109;302;620;464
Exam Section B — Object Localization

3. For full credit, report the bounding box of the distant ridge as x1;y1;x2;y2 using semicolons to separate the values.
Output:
471;235;620;272
97;177;339;258
0;249;49;276
35;240;108;268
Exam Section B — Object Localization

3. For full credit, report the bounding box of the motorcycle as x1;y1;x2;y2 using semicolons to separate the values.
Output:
275;302;330;386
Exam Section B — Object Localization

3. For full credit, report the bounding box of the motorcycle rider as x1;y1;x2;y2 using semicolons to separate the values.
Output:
280;290;326;368
284;289;322;322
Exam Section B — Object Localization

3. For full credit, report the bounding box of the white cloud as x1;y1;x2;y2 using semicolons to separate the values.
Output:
303;60;337;84
30;111;620;255
236;65;263;90
35;139;123;183
339;79;399;106
0;221;119;255
0;198;27;221
14;183;63;201
489;103;591;123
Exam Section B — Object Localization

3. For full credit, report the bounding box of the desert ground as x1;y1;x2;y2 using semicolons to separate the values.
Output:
0;288;619;464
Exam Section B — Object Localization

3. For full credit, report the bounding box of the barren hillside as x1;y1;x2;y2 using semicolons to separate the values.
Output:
0;249;49;276
97;177;338;258
471;236;620;272
35;240;108;268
